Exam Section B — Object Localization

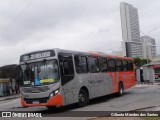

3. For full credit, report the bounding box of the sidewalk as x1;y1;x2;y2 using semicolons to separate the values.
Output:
0;94;20;102
137;81;160;85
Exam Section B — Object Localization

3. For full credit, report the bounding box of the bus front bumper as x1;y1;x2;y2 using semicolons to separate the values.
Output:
21;94;63;107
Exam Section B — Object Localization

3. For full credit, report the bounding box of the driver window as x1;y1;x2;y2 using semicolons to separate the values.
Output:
63;59;74;75
58;53;75;85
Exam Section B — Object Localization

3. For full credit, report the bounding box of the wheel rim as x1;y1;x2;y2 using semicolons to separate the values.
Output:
79;93;86;103
120;88;123;94
120;85;123;95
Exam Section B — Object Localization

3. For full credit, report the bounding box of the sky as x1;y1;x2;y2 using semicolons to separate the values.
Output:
0;0;160;66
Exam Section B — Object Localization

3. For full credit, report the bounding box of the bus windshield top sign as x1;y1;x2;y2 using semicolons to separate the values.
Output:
20;50;55;62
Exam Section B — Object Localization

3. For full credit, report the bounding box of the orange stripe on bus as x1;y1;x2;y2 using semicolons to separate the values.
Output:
108;72;117;93
108;71;136;93
21;97;26;107
47;94;62;106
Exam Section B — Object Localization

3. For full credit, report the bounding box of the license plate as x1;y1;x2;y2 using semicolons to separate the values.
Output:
32;101;39;104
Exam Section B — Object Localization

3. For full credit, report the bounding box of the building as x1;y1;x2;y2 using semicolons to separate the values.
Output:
152;57;160;62
0;64;20;96
120;2;142;58
140;36;156;59
0;79;10;96
111;51;123;56
0;78;16;96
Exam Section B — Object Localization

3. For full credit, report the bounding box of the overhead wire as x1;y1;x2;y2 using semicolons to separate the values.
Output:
0;0;34;36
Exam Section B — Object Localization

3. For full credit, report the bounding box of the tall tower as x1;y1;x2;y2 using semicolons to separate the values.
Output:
120;2;142;58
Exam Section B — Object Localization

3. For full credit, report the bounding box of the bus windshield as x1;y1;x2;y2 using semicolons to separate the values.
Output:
20;60;59;86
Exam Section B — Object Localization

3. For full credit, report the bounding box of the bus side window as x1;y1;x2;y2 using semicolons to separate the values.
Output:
63;59;74;75
128;61;133;71
108;59;116;72
74;55;88;74
58;53;74;85
123;60;128;71
116;59;123;72
88;57;100;73
99;57;108;72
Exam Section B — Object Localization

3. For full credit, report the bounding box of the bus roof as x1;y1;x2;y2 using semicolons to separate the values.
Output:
20;48;133;61
86;51;133;60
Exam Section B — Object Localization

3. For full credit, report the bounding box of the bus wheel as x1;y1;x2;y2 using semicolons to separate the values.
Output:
46;106;56;110
118;83;124;96
78;89;88;107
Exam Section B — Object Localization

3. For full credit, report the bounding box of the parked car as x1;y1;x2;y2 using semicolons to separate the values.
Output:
155;73;160;79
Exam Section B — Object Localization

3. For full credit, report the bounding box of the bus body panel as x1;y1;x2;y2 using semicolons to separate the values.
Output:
74;73;90;101
99;72;112;96
19;48;136;107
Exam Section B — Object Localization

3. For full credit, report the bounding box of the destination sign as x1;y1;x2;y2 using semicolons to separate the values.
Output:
20;50;55;62
30;52;50;60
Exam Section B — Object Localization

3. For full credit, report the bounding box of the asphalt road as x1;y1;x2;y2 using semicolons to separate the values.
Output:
0;84;160;120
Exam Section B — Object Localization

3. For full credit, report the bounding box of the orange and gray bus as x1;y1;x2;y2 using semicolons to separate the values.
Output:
19;48;136;109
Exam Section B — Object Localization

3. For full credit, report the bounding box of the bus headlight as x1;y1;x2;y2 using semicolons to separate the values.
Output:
49;89;60;98
55;89;59;94
50;93;54;98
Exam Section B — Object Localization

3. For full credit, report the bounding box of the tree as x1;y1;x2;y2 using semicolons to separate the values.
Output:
133;57;151;68
141;59;147;65
134;57;141;68
0;64;21;84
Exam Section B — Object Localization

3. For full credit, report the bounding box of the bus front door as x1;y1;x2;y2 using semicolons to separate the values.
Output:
59;53;75;105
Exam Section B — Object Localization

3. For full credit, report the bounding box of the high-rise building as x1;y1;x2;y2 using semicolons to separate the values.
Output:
120;2;142;58
140;36;156;59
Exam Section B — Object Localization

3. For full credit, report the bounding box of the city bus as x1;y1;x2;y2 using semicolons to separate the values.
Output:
19;48;136;109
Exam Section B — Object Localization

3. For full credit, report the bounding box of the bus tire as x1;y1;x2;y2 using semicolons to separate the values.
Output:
78;89;88;107
46;106;56;110
118;83;124;96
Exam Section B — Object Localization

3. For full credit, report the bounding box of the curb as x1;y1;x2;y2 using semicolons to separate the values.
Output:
137;82;160;85
130;105;159;111
0;95;20;102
